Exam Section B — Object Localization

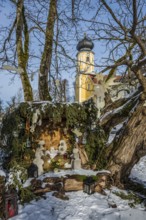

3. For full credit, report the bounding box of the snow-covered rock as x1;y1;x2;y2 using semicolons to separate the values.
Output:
130;155;146;187
0;169;6;177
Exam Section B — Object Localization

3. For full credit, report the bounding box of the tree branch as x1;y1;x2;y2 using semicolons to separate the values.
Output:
131;0;137;34
101;0;126;33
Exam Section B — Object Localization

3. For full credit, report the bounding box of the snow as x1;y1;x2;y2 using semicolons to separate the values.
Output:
23;178;33;188
130;155;146;187
6;167;146;220
107;122;124;145
2;94;146;220
100;93;140;122
100;110;112;121
100;100;130;121
100;101;129;121
0;169;6;177
9;189;146;220
38;169;110;180
21;169;110;188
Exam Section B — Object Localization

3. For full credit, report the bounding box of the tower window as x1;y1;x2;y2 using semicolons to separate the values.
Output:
87;84;90;90
86;53;90;62
86;56;90;62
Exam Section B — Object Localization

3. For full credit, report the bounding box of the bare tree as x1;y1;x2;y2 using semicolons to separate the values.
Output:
91;0;146;91
0;0;33;101
16;0;33;101
38;0;57;100
49;77;70;102
88;0;146;185
0;0;78;101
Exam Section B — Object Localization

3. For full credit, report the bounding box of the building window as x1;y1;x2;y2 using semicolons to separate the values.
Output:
86;56;90;62
87;84;90;90
86;53;90;62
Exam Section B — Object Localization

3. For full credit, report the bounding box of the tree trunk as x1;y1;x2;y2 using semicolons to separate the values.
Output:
16;0;33;101
133;69;146;95
107;101;146;186
39;0;57;101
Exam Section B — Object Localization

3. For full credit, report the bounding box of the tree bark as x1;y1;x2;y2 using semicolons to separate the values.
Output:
132;69;146;95
107;101;146;186
16;0;33;101
39;0;57;100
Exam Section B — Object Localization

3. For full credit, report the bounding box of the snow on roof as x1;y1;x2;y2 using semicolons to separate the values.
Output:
89;74;98;84
113;75;123;82
88;74;123;85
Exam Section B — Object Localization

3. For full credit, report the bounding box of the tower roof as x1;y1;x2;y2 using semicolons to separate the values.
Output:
77;34;94;51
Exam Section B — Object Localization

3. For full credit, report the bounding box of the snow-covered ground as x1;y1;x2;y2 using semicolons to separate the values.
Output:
1;156;146;220
1;154;146;220
7;166;146;220
10;189;146;220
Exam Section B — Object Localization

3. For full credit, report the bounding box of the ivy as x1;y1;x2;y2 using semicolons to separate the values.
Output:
19;186;36;205
85;126;107;168
1;100;100;167
113;191;142;207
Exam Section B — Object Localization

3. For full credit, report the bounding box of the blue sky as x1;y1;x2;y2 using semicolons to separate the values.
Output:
0;1;106;105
